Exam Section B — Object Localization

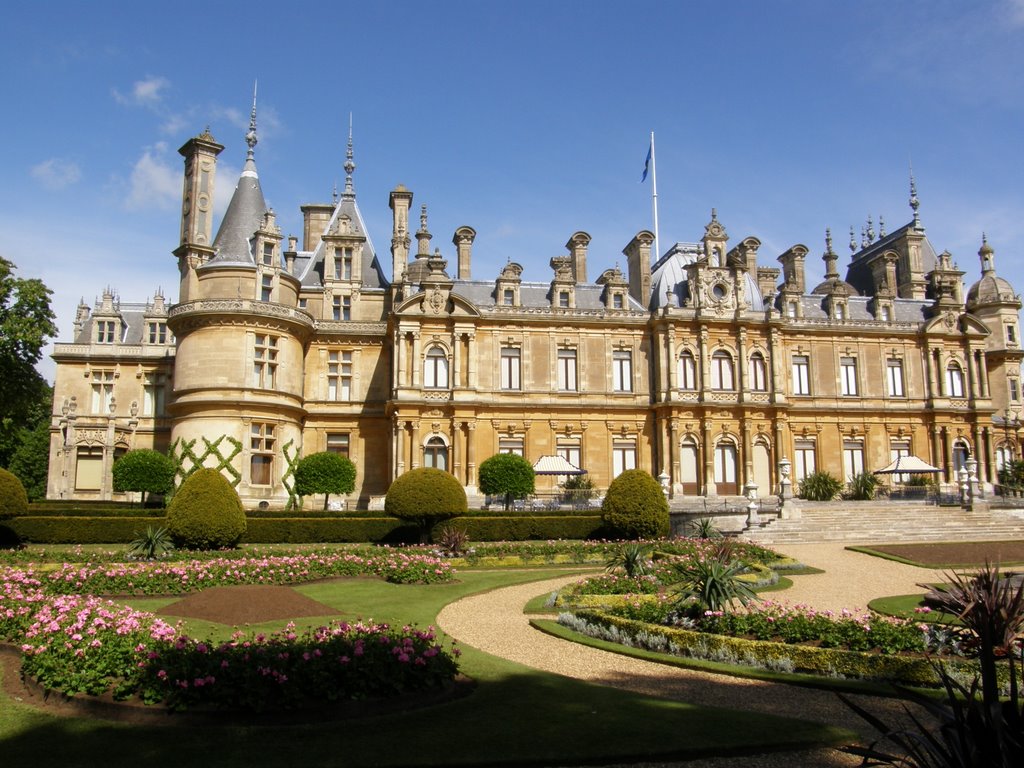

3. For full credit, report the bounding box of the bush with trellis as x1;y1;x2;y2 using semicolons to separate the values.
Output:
166;468;246;550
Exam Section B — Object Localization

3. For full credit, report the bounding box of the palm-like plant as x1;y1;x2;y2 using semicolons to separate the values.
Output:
669;540;758;614
688;517;721;539
605;542;653;578
128;525;175;560
841;561;1024;767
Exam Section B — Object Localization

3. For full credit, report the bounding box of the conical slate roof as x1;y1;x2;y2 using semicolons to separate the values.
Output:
207;156;267;267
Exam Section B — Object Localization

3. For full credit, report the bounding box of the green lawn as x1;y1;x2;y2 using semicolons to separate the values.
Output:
0;568;848;767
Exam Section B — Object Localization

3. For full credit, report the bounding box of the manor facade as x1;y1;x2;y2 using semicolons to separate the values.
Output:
46;117;1024;508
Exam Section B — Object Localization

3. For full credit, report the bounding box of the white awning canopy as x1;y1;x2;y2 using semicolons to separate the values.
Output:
873;455;942;474
532;455;586;475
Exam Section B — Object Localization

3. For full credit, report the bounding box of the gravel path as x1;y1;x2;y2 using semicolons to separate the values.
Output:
438;544;948;768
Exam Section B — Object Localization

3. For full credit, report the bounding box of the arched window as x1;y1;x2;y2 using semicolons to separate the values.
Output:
952;440;970;474
713;441;738;494
748;352;767;392
946;362;965;398
711;351;734;390
677;350;697;390
424;347;449;389
424;436;449;471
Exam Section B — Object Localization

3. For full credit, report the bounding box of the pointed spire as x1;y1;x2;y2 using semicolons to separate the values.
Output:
332;181;339;204
909;165;921;228
343;113;356;200
245;81;258;161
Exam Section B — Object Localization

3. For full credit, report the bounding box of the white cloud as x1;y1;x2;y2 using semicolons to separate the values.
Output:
125;143;180;211
113;76;170;107
30;158;81;190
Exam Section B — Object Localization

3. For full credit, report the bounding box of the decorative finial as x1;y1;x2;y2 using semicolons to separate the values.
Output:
419;204;428;232
245;81;258;160
711;207;718;222
909;165;920;227
343;113;355;199
866;215;874;244
332;181;339;204
825;227;834;254
849;225;857;254
861;226;869;249
878;215;886;238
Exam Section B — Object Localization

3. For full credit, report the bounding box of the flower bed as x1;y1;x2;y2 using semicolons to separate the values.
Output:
0;551;461;710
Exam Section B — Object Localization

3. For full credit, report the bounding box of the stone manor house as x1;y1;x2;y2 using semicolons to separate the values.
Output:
45;115;1024;509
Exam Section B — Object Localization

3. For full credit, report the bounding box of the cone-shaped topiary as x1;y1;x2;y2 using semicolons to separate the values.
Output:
166;468;246;550
601;468;670;539
0;467;29;520
385;467;467;543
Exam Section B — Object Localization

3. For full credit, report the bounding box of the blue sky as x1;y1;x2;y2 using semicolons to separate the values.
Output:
2;0;1023;382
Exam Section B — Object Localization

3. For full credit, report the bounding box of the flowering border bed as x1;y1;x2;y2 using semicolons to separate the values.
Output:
0;552;461;713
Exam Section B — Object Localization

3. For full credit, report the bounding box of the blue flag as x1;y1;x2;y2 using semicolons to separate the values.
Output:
641;145;652;182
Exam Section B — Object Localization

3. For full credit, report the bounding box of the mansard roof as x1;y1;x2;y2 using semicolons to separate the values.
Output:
295;194;389;291
405;279;646;312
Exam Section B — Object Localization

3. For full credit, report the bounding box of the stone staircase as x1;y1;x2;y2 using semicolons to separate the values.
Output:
738;500;1024;545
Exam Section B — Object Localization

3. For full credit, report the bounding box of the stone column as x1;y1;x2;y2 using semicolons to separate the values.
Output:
466;422;477;490
703;419;716;497
410;421;420;469
411;333;421;388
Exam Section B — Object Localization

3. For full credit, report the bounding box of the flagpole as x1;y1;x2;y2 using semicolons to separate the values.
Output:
650;131;660;260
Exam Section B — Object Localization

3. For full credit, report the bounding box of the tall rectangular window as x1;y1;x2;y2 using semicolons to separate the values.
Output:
147;322;168;344
332;295;351;321
91;371;115;413
711;352;734;390
261;274;273;302
261;243;274;266
612;350;633;392
946;364;965;397
1011;378;1020;402
1008;324;1018;344
335;248;353;280
254;334;278;389
843;440;865;482
424;347;448;389
612;441;637;478
557;349;577;391
500;347;521;390
558;291;570;308
749;353;767;391
792;355;810;395
96;320;116;344
326;432;350;459
142;373;166;416
250;422;276;485
840;357;858;396
678;352;697;390
328;351;353;401
75;446;104;490
794;439;816;482
612;293;624;309
502;288;514;306
887;359;905;397
890;440;911;483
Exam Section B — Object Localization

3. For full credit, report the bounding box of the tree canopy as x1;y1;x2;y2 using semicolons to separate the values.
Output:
293;451;357;510
478;453;535;511
111;449;176;507
0;258;56;463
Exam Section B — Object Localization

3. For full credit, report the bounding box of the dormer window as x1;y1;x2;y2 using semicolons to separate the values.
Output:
787;301;798;318
1008;324;1017;345
834;303;845;321
96;320;116;344
147;322;168;344
880;306;891;322
334;248;353;280
261;274;273;302
261;242;274;266
502;288;514;306
559;291;570;308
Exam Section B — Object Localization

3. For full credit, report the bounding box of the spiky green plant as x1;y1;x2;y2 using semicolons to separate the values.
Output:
605;542;654;578
668;540;758;614
128;526;175;560
846;471;879;500
688;517;721;539
798;470;843;501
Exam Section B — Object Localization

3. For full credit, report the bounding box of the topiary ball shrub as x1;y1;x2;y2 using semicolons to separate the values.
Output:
385;467;467;543
601;469;669;540
478;452;535;511
112;449;176;507
0;467;29;520
293;451;357;510
166;468;246;550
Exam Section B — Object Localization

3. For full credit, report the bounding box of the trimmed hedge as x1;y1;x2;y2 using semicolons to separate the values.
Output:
6;514;603;544
570;609;1010;689
20;506;166;518
166;468;247;549
0;468;29;519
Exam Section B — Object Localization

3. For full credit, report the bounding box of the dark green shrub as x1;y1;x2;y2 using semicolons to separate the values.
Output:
166;468;246;549
998;459;1024;489
0;467;29;519
8;420;50;501
438;515;602;542
478;453;535;511
111;449;176;507
9;516;161;543
798;470;843;501
600;469;669;539
845;471;879;501
293;451;356;510
385;467;467;542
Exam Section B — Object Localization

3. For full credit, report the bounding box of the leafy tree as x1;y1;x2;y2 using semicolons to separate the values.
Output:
293;451;357;510
478;453;535;511
8;420;51;501
111;449;176;507
0;258;57;462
